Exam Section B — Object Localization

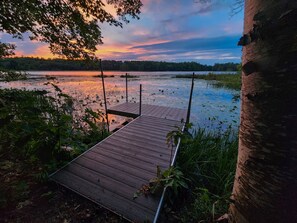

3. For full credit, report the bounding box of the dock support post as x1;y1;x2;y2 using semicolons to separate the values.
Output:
185;72;195;130
153;125;185;223
126;73;128;102
139;84;142;115
99;59;110;132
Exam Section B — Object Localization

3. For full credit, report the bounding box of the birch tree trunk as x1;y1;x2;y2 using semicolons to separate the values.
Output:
229;1;297;222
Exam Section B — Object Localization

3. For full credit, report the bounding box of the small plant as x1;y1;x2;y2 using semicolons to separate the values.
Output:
133;166;189;200
151;166;188;196
166;122;193;146
166;122;193;165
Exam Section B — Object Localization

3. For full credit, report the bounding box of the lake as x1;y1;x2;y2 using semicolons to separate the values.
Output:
0;71;240;132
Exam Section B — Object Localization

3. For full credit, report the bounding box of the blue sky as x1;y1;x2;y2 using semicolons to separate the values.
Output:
0;0;244;65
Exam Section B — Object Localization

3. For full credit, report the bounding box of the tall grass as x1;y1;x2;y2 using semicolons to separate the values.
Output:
173;129;238;222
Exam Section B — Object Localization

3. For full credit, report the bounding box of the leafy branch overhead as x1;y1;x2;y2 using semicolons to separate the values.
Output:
0;0;142;59
0;42;15;58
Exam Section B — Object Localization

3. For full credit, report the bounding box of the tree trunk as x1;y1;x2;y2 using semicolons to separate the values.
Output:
229;1;297;222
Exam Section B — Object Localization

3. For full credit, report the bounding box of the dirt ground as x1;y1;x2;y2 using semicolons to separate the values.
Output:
1;181;128;223
0;160;127;223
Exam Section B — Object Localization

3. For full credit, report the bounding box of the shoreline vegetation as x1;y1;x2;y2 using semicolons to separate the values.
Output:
175;73;241;90
0;57;239;72
175;128;238;222
0;86;111;222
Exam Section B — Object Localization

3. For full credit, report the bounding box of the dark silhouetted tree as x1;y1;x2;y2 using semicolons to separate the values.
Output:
0;0;142;59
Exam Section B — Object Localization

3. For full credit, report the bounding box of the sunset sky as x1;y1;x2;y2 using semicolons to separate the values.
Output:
1;0;244;65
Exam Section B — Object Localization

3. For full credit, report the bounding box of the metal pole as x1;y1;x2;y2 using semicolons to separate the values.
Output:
126;73;128;102
153;125;185;223
139;84;142;115
99;59;110;132
185;72;195;128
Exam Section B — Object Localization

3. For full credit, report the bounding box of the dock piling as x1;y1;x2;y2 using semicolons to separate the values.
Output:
99;59;110;132
126;73;128;102
185;72;195;129
139;84;142;115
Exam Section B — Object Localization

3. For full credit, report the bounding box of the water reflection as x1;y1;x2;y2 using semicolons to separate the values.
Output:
0;71;240;132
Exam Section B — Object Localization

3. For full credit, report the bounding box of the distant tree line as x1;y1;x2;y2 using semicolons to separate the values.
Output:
0;57;239;71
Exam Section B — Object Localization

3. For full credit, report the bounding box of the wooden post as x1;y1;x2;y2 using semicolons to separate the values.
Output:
185;72;195;128
99;59;110;132
126;73;128;102
139;84;142;115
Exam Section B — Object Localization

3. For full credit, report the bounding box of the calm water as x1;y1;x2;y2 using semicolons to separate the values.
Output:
0;71;240;132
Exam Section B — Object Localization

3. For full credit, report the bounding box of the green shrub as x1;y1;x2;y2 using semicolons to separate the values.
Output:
0;88;108;170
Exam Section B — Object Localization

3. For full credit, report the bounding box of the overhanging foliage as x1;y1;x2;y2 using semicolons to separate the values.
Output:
0;0;142;59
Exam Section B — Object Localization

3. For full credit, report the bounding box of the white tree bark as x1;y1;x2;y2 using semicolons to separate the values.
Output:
230;1;297;222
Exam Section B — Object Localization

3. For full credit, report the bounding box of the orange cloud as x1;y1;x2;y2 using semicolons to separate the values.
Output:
95;37;171;60
33;45;54;58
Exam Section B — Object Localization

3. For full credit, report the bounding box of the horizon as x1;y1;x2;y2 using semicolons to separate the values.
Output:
1;56;240;67
0;0;244;65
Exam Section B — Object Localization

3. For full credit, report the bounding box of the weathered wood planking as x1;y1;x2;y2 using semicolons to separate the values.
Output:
107;102;187;122
50;116;184;222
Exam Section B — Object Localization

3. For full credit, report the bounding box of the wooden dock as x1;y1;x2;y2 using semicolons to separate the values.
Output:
50;71;195;222
108;102;187;121
50;114;185;222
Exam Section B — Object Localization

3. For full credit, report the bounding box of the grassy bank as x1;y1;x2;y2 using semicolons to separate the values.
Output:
159;128;238;222
178;129;237;222
175;73;241;90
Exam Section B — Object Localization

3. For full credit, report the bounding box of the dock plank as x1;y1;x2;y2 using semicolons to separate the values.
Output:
53;170;156;221
65;163;157;211
87;148;162;174
88;149;166;173
80;152;155;181
74;156;149;187
123;127;168;141
97;140;170;164
111;134;170;151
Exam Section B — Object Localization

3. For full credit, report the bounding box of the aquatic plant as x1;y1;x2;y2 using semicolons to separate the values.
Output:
0;69;28;81
175;73;241;90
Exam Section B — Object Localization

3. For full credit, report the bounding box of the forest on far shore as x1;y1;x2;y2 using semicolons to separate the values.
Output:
0;57;239;71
